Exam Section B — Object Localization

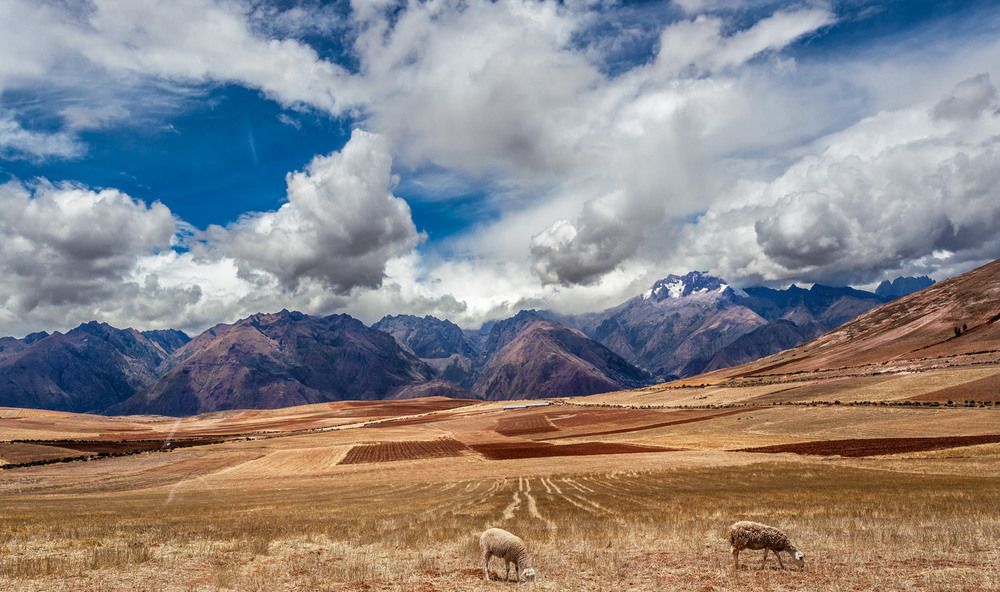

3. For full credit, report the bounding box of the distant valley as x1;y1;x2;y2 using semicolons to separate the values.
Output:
0;272;933;415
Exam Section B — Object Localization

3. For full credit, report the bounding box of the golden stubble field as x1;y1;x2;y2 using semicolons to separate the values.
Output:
2;369;1000;592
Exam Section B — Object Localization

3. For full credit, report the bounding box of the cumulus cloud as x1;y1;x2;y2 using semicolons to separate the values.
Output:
0;130;424;335
0;180;176;317
754;192;852;270
3;1;1000;336
519;6;833;286
678;74;1000;286
353;0;600;179
529;191;662;285
202;129;421;293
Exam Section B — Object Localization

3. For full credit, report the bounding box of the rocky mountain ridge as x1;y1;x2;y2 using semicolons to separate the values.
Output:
0;273;935;415
0;323;190;414
557;271;908;381
110;311;436;416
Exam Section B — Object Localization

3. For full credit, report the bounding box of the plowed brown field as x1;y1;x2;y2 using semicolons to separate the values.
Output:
494;413;559;436
338;438;469;464
469;440;675;460
737;434;1000;457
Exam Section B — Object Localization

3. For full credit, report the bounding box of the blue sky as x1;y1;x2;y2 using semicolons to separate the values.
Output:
1;0;999;336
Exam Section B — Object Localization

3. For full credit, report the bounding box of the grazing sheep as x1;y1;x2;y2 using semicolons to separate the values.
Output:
728;521;804;570
480;527;536;583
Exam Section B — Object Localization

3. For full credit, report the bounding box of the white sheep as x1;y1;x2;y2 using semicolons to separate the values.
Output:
728;520;804;570
480;527;536;583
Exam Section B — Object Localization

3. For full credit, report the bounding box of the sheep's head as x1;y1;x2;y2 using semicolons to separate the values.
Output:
791;551;804;568
521;568;537;582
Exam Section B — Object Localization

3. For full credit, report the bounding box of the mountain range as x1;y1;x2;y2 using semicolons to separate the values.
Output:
703;260;1000;382
558;271;928;381
0;272;935;415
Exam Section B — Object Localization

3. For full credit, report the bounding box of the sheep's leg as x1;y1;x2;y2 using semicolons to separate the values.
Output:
484;552;491;581
732;548;739;571
515;563;520;582
776;551;786;570
505;561;511;582
760;548;768;569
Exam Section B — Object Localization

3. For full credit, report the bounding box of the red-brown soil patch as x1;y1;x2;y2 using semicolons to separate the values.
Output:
495;414;559;436
737;434;1000;457
23;437;223;454
907;372;1000;402
1;437;226;468
469;440;675;460
338;438;470;464
542;408;747;440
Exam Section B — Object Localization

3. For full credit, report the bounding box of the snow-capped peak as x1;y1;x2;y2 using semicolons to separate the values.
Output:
643;271;741;301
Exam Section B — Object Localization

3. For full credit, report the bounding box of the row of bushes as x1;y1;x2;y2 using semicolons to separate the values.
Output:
0;446;176;470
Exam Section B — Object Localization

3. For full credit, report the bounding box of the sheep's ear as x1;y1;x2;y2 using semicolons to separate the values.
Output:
794;552;803;560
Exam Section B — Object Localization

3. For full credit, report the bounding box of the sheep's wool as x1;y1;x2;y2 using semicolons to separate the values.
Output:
481;528;534;582
728;521;804;570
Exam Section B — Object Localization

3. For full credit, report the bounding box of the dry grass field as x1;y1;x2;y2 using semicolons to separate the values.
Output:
2;461;998;591
2;365;1000;591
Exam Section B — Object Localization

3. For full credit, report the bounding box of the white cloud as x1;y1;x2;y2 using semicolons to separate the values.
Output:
201;129;421;293
933;73;998;121
0;130;423;336
78;0;358;112
58;103;130;131
354;0;600;179
529;190;658;286
516;7;834;286
342;250;657;329
0;115;86;160
2;1;1000;336
0;0;361;158
654;8;834;77
678;74;1000;286
0;180;175;322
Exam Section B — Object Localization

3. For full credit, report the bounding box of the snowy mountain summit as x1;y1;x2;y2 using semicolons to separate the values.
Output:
643;271;747;301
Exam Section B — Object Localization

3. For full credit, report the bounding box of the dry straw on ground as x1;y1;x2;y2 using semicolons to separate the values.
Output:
2;460;999;591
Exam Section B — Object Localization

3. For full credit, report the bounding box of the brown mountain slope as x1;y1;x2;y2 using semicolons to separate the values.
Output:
472;320;651;400
0;323;186;413
708;258;1000;380
111;311;435;416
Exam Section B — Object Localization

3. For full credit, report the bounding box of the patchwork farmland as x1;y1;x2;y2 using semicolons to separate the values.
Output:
2;379;1000;591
